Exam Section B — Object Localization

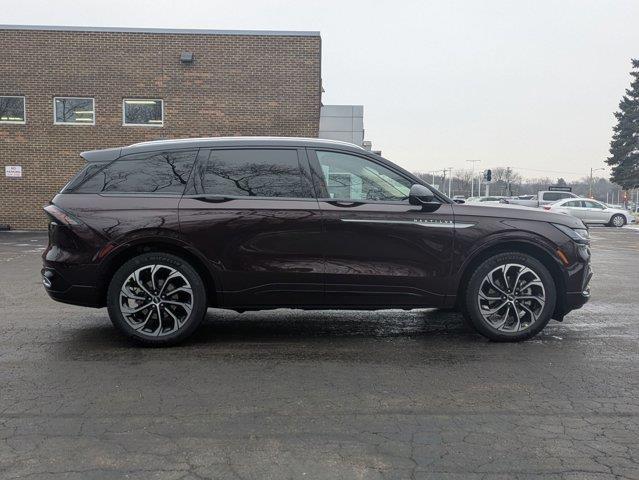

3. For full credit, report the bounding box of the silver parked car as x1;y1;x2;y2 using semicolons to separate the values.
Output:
546;198;636;227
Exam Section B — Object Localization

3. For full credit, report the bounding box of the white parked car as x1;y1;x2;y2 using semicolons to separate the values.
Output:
466;196;508;203
546;198;636;227
501;190;579;208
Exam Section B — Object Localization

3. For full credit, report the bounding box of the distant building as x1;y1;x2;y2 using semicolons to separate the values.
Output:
319;104;363;145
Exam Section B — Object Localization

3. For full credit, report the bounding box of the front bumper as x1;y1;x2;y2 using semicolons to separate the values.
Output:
565;264;593;310
553;256;592;320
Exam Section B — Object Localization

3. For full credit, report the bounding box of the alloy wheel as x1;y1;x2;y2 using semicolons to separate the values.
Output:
612;215;625;227
119;264;193;337
477;263;546;332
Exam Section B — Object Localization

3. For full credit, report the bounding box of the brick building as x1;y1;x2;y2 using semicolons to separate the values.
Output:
0;25;322;229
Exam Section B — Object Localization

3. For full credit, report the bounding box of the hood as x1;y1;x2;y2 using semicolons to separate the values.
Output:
608;207;631;215
452;203;585;229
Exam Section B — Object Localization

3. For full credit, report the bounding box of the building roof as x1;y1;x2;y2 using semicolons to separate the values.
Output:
0;24;320;37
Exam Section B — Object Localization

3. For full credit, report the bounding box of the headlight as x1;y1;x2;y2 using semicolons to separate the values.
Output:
552;223;590;244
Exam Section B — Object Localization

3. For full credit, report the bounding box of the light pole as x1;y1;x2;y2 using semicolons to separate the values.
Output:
589;167;605;198
466;160;481;197
448;167;453;197
426;170;445;189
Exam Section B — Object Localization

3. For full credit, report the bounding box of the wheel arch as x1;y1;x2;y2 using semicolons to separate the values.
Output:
98;240;218;307
455;239;567;319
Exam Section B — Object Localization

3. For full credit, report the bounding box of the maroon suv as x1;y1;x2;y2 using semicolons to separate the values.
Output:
42;137;592;345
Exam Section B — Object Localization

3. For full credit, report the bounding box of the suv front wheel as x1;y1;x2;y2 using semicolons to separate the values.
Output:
107;252;208;346
463;252;557;341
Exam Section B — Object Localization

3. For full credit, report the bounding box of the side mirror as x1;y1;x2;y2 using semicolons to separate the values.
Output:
409;184;435;206
454;199;465;204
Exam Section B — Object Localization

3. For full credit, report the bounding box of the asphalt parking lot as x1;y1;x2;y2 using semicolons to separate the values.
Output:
0;227;638;480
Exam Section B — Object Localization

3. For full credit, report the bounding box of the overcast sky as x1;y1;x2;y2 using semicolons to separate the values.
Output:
4;0;639;180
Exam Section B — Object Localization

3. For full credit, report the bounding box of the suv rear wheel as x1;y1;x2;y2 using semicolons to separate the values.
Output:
463;252;556;341
107;252;207;346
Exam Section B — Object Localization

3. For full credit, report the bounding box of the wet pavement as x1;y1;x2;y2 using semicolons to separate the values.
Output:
0;227;638;479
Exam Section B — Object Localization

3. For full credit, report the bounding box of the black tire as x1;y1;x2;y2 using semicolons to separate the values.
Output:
463;252;557;342
107;252;208;346
608;214;626;228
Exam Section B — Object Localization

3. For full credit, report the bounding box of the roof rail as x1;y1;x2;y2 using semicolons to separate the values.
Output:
128;136;366;150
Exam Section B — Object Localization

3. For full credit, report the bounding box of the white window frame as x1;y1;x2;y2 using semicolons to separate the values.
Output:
53;97;95;126
0;95;26;125
122;99;164;127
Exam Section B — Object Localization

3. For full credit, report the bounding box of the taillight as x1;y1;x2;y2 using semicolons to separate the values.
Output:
543;206;552;210
43;205;81;225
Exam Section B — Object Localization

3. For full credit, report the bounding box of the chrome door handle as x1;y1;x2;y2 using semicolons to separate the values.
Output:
327;200;364;208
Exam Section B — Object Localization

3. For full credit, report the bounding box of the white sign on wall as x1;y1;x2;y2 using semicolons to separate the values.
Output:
5;166;22;178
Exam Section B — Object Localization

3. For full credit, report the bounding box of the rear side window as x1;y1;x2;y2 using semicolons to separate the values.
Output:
62;162;109;192
191;149;313;198
74;151;196;194
562;200;583;208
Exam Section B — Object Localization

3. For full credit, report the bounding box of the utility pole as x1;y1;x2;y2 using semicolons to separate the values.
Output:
466;160;480;197
589;167;605;198
447;168;453;197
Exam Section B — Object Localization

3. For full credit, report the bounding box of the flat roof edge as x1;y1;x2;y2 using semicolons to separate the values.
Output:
0;24;320;37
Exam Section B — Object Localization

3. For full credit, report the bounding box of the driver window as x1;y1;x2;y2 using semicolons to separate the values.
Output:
584;200;604;209
315;151;411;201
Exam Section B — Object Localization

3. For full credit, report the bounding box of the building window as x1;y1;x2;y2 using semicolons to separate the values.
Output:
0;96;26;124
123;99;163;126
54;97;95;125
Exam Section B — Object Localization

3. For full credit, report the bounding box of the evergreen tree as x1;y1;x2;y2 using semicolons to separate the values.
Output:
606;59;639;189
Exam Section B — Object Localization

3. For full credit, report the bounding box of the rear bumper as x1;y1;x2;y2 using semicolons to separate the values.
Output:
41;266;104;308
